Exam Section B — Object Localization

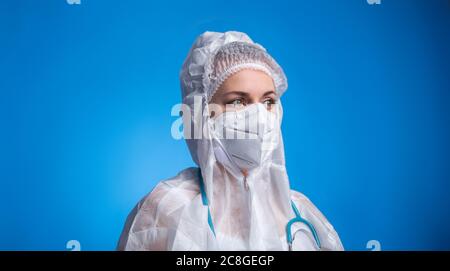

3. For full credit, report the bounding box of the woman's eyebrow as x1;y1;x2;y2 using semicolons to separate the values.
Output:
262;90;277;96
221;91;249;97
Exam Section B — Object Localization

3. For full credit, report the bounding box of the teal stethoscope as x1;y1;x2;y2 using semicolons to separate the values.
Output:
197;169;322;250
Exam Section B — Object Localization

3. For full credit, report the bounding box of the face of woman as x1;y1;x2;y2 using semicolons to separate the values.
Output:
209;69;278;117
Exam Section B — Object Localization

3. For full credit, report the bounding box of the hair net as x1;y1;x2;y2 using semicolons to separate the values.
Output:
180;31;287;102
117;31;344;251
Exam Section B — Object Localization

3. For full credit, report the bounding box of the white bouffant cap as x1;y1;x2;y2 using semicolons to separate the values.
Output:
180;31;288;103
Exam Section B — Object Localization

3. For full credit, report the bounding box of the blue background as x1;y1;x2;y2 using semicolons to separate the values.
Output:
1;0;449;250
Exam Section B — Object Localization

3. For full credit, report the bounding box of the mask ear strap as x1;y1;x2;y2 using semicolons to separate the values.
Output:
286;200;321;250
198;168;216;237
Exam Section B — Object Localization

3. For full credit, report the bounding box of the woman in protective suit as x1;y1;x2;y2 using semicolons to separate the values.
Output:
117;31;344;251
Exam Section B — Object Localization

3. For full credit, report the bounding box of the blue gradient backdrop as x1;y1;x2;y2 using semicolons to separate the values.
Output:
1;0;449;250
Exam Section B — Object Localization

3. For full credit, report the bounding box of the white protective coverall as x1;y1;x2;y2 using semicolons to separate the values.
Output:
117;31;344;251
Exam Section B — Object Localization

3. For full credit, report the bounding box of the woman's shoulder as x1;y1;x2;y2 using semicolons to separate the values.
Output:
134;167;201;219
138;167;201;211
290;189;344;250
117;167;201;250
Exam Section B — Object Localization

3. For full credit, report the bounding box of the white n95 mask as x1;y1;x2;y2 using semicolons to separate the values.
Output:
210;102;281;173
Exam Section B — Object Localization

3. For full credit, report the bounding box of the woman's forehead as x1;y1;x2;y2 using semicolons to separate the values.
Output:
216;69;276;97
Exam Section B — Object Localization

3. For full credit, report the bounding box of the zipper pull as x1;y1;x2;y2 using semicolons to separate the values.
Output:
242;170;249;191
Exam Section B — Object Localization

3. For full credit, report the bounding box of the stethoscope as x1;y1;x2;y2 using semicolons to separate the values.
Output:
197;169;322;250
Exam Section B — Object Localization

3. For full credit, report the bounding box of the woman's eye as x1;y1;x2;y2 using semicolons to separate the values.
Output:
228;99;245;107
262;98;276;109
